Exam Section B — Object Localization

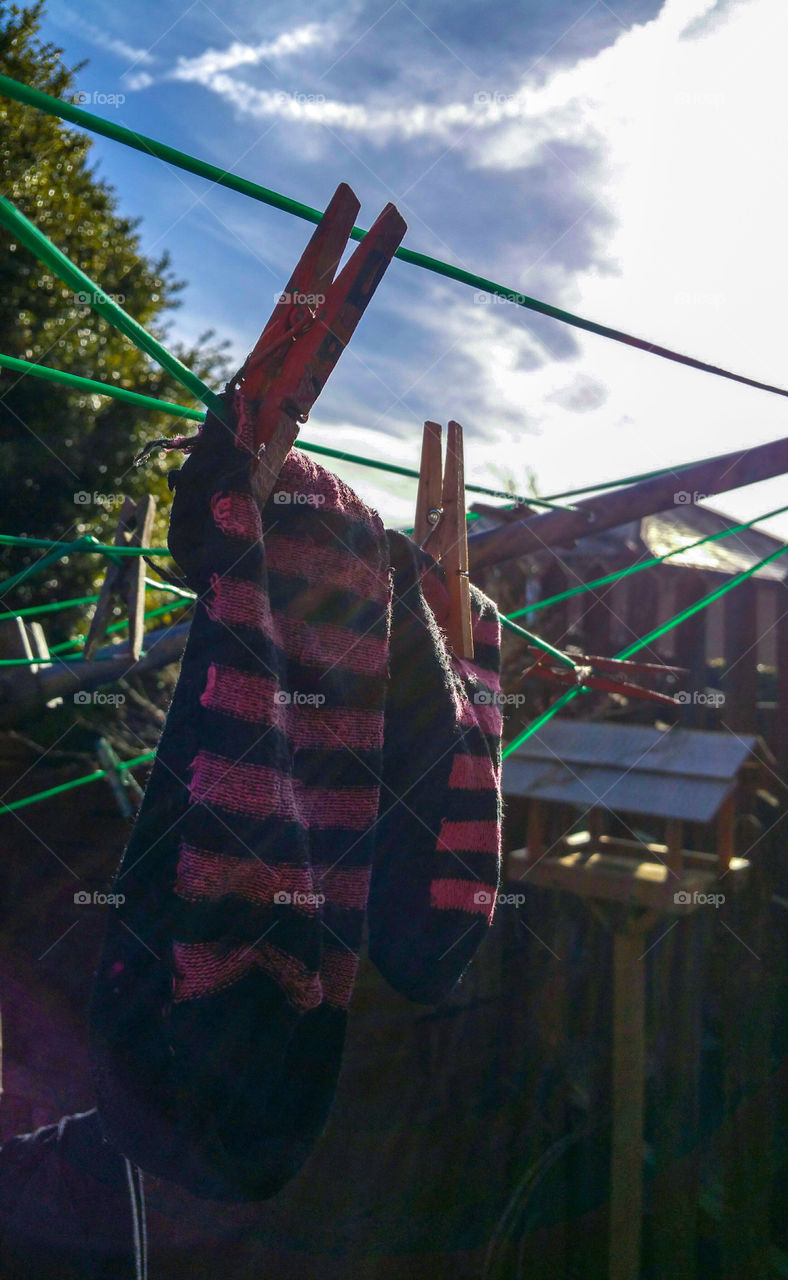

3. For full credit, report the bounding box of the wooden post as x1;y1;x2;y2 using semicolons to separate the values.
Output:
540;560;570;646
26;619;62;709
674;570;708;727
588;807;604;849
609;919;647;1280
716;793;736;874
625;568;659;656
580;566;613;659
723;578;758;732
527;799;545;863
775;606;788;779
648;915;706;1280
718;883;773;1278
664;818;684;876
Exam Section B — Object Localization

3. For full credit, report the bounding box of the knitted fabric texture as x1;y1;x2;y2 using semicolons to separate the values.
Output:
90;387;502;1201
369;530;503;1004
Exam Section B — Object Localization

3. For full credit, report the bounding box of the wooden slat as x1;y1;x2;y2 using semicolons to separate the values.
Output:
526;798;544;862
609;922;646;1280
723;577;758;733
468;434;788;572
665;817;684;875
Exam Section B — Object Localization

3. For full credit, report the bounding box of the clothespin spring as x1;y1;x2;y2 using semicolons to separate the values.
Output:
418;507;443;551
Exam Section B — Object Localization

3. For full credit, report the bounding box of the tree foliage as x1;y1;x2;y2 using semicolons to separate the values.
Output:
0;2;230;640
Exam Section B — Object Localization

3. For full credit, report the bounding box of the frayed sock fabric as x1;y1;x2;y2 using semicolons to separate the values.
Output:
90;390;391;1201
89;387;502;1201
368;531;503;1004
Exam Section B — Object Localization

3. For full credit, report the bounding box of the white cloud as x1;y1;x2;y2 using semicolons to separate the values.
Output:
353;0;788;538
55;12;156;66
122;72;154;91
153;0;788;536
172;24;329;82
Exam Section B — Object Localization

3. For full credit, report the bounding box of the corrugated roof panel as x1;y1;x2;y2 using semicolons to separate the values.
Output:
511;721;757;781
502;756;730;822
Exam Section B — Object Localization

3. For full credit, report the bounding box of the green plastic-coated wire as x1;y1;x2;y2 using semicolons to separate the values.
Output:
499;615;576;670
2;543;786;810
0;352;204;420
2;73;788;399
0;750;155;815
0;353;574;510
0;533;167;556
505;501;788;620
0;196;225;417
501;542;788;759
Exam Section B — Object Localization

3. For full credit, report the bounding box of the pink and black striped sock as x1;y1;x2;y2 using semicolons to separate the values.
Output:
90;394;503;1202
90;390;392;1200
368;531;503;1004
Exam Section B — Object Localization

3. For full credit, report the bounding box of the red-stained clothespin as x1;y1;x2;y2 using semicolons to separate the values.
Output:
234;183;407;508
520;649;686;707
414;419;474;660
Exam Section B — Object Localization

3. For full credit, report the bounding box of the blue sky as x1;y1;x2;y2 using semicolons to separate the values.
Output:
36;0;788;532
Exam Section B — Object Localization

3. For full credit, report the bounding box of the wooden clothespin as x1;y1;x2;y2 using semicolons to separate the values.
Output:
519;649;687;707
414;420;474;660
96;737;144;817
83;494;155;661
235;182;407;509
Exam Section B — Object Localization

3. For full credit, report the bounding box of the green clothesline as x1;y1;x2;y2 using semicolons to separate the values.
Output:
0;352;571;511
0;352;204;421
3;539;783;815
501;541;788;759
3;492;786;662
2;72;788;401
0;581;194;665
0;532;166;556
0;352;731;512
0;750;155;815
0;575;193;627
0;197;225;418
507;500;788;619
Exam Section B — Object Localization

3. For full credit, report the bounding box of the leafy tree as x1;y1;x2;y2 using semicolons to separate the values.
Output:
0;1;230;642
